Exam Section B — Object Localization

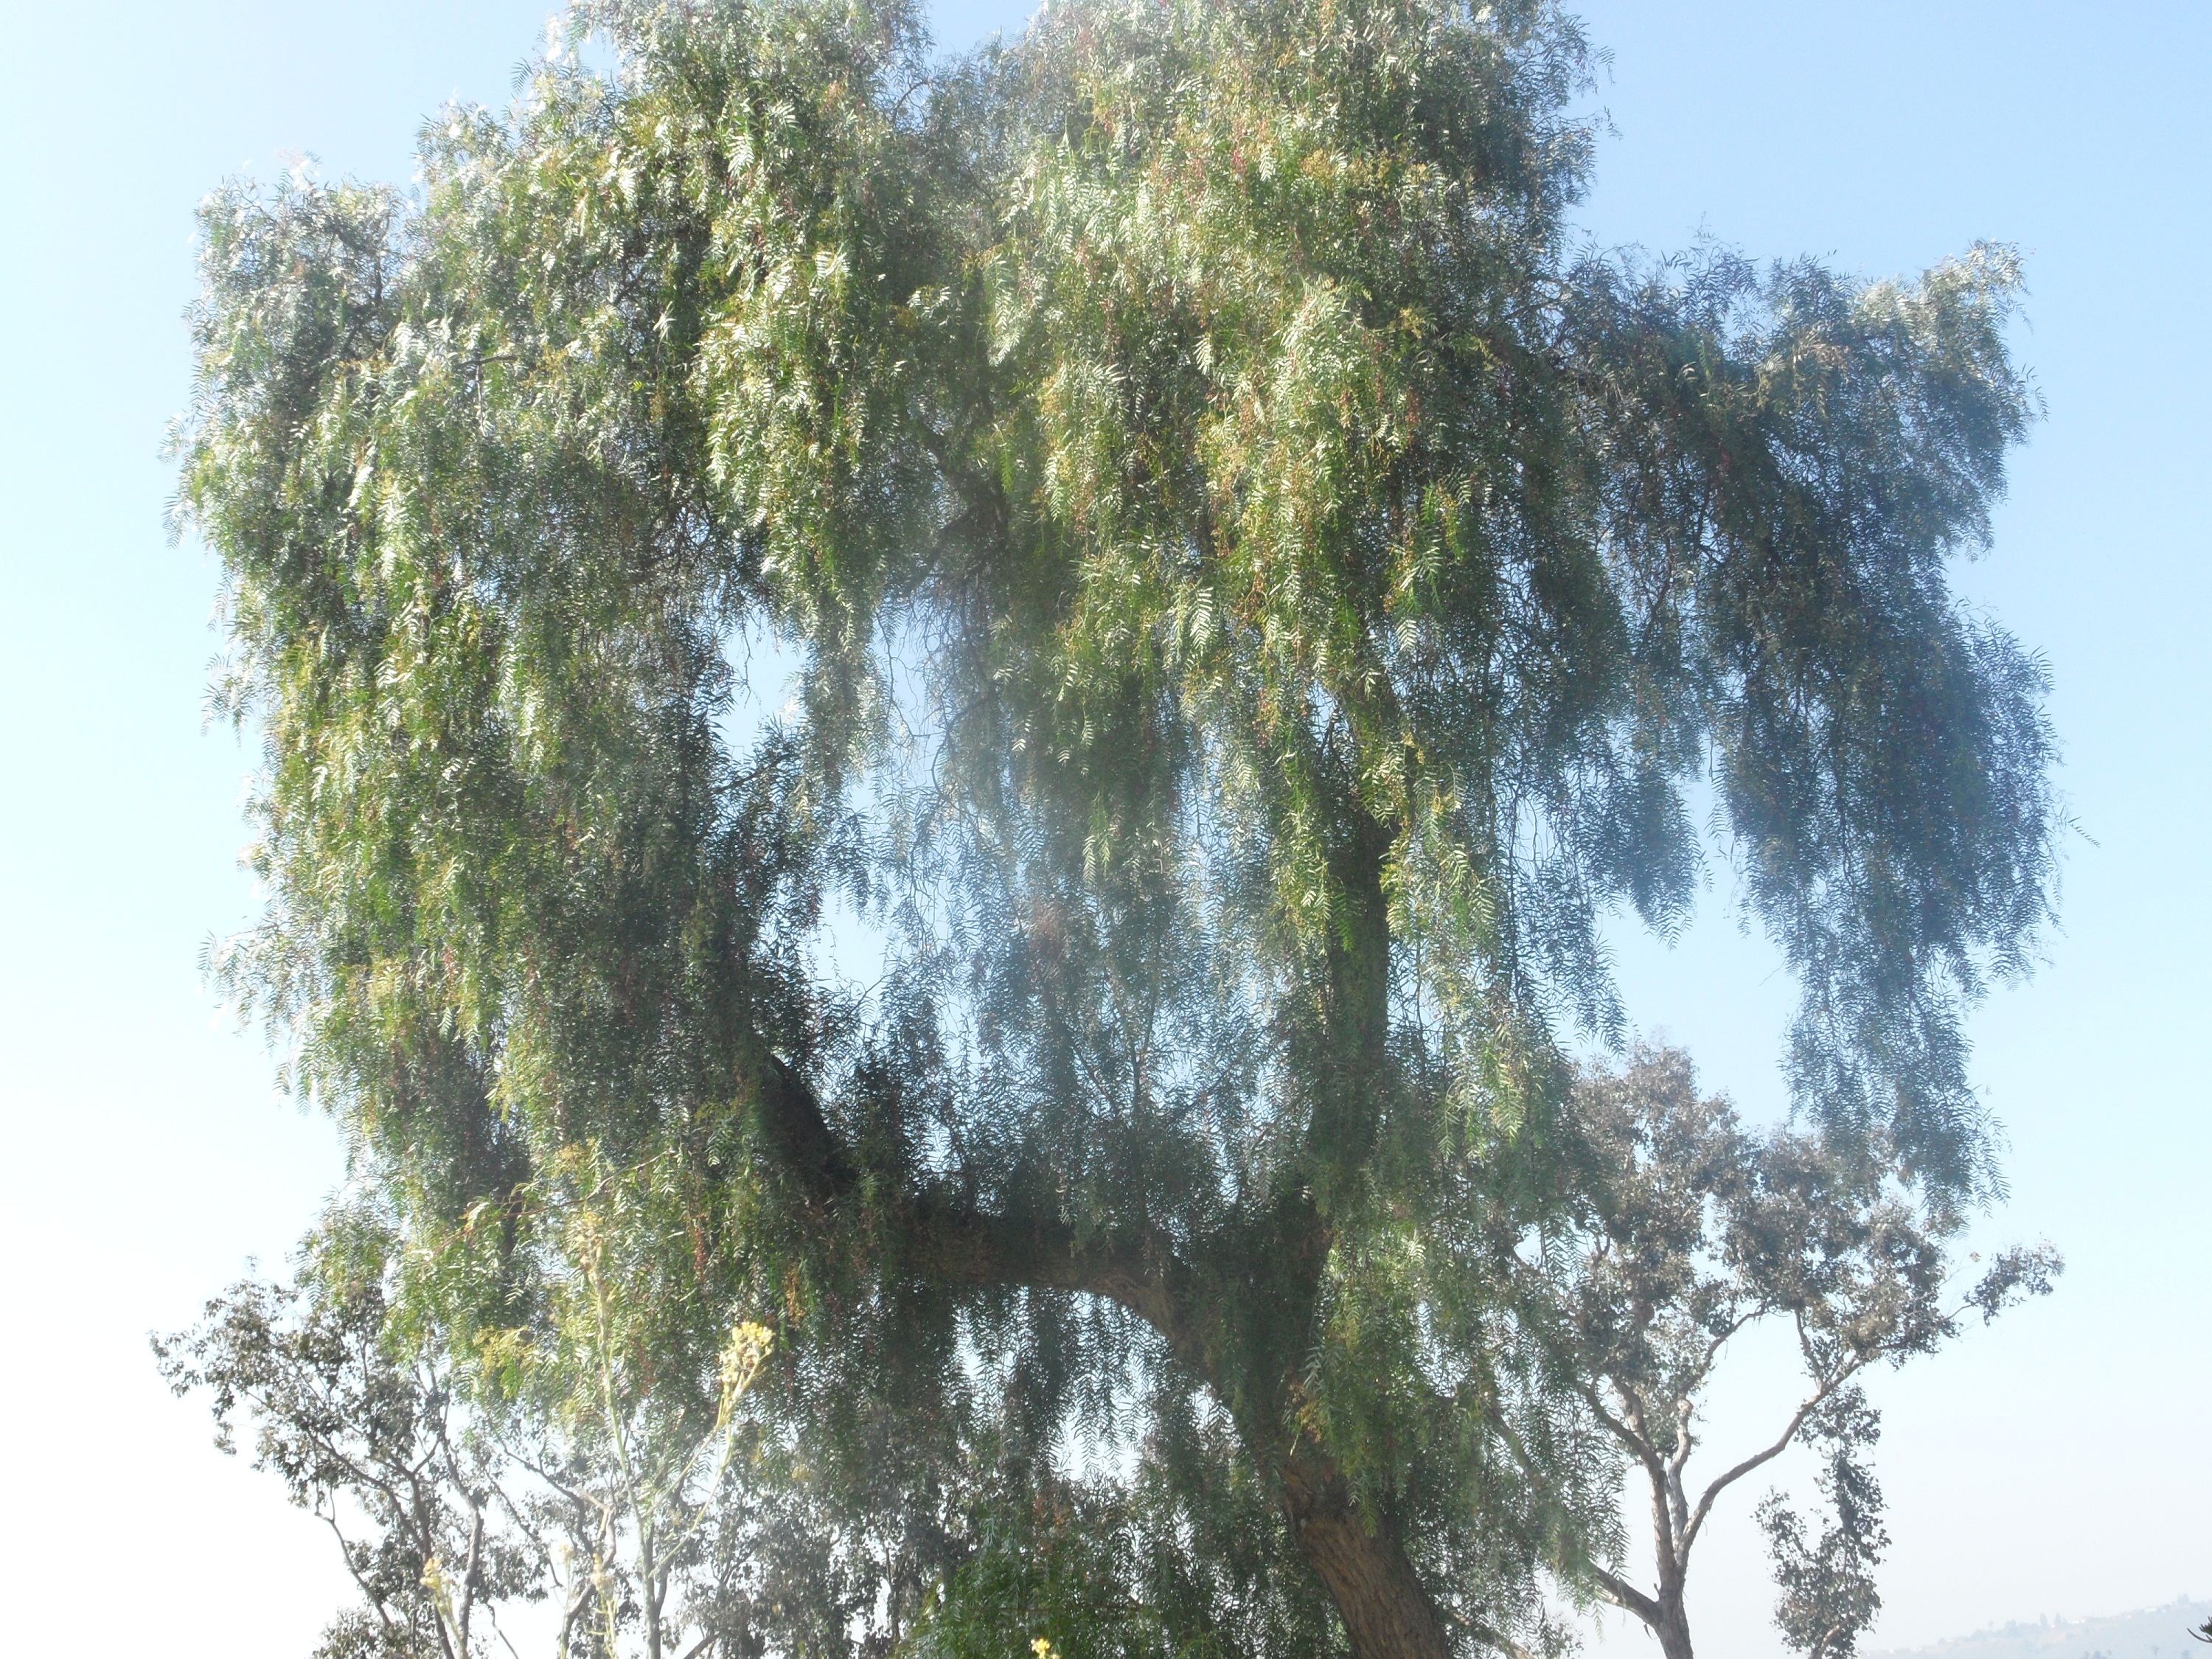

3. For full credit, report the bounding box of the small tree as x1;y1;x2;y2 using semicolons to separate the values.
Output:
159;1186;773;1659
1506;1048;2059;1659
156;1218;542;1659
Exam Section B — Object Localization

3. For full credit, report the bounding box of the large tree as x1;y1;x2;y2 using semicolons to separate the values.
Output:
176;1;2056;1654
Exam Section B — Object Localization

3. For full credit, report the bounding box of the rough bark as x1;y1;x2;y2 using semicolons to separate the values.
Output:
1281;1440;1455;1659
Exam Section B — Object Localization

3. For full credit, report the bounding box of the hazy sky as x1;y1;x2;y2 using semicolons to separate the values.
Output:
0;3;2203;1655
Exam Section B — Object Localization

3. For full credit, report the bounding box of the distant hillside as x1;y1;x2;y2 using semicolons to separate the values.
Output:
1867;1600;2212;1659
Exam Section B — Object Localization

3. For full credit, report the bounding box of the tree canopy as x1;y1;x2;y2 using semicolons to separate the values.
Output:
175;1;2056;1654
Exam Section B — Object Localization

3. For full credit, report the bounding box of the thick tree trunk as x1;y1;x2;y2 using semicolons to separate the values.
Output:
1281;1444;1453;1659
1273;807;1446;1658
752;1052;1461;1658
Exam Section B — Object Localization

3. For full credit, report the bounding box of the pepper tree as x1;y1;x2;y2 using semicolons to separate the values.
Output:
176;1;2056;1654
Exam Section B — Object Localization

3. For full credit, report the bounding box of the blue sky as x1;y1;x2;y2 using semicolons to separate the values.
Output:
0;3;2202;1654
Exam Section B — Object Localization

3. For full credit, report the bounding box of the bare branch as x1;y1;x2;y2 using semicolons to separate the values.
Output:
1680;1351;1871;1559
1587;1562;1663;1630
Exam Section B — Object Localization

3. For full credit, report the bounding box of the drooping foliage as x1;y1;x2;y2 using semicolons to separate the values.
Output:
175;1;2054;1653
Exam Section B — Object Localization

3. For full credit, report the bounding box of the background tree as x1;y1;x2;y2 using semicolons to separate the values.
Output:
1509;1048;2061;1659
156;1220;543;1659
160;1181;775;1659
175;0;2057;1652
